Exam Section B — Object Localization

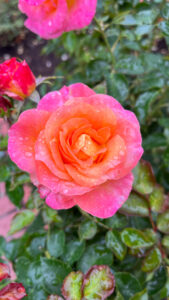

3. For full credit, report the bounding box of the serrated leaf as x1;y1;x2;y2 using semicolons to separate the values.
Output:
83;265;115;300
62;271;83;300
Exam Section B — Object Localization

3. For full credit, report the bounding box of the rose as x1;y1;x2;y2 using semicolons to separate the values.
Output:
0;96;12;113
0;283;26;300
0;58;36;101
0;263;10;282
18;0;97;39
8;83;143;218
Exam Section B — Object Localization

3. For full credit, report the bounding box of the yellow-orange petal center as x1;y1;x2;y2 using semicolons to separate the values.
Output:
66;0;76;9
74;134;106;158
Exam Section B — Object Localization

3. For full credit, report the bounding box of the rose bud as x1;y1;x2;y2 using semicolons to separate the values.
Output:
0;283;26;299
0;58;36;101
0;263;10;282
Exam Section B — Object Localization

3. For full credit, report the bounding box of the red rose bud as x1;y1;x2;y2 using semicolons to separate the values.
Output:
0;58;36;101
0;263;10;282
0;283;26;299
0;96;12;113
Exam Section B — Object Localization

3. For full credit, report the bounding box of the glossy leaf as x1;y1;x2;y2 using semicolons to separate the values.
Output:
8;210;35;235
83;265;115;300
62;271;83;300
133;160;155;194
130;289;148;300
63;240;85;265
106;230;127;261
47;229;65;258
79;221;97;241
162;235;169;250
115;272;141;300
149;185;165;213
141;248;162;272
147;265;167;295
105;213;128;229
157;210;169;233
78;243;113;273
121;228;155;249
120;192;149;217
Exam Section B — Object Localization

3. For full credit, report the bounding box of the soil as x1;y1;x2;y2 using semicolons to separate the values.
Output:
0;29;60;77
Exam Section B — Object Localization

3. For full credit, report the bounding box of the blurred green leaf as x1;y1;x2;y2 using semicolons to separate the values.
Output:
147;265;167;295
141;248;162;272
133;161;155;194
105;213;128;229
115;272;141;300
79;220;97;241
130;289;148;300
6;181;24;208
8;210;35;235
63;239;85;265
106;230;127;261
47;229;65;258
159;21;169;36
157;210;169;233
106;73;129;103
149;185;165;213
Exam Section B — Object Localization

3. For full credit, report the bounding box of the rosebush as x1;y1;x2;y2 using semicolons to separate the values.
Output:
0;0;169;300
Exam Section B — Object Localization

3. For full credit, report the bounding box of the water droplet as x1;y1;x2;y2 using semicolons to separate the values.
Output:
25;152;32;157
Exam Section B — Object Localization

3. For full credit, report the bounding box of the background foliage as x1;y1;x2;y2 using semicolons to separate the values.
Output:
0;0;169;299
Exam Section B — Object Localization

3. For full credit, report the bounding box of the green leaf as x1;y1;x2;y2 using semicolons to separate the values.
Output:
106;73;129;103
158;21;169;36
130;289;148;300
162;235;169;250
27;289;48;300
135;9;159;25
106;230;127;261
159;118;169;128
8;210;35;235
79;221;97;241
47;229;65;258
115;272;141;300
157;210;169;233
28;234;46;257
133;161;155;194
149;185;165;213
141;248;162;272
115;56;144;75
134;73;165;93
105;213;128;229
41;257;71;294
162;3;169;20
0;164;10;181
135;91;159;124
83;265;115;300
63;239;85;265
63;32;78;54
143;133;167;150
121;228;155;249
78;243;113;273
147;265;167;295
6;181;24;208
120;192;149;217
62;271;83;300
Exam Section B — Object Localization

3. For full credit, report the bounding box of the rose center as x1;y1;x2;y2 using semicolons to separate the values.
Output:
66;0;76;9
74;134;105;158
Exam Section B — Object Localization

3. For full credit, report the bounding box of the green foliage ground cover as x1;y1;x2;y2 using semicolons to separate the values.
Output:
0;0;169;299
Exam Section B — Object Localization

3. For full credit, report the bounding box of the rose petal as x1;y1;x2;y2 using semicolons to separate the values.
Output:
75;173;134;218
46;192;75;210
8;109;50;173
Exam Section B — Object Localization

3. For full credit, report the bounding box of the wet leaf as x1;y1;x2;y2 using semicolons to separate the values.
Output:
157;210;169;233
47;229;65;258
147;265;167;295
115;272;141;300
130;289;148;300
63;240;85;265
79;221;97;241
133;161;155;194
83;265;115;300
141;248;162;272
121;228;155;249
120;192;149;217
106;230;127;261
8;210;35;235
62;271;83;300
149;185;165;213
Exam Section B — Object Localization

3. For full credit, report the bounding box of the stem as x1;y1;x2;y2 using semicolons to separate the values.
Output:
94;17;116;64
79;209;111;230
